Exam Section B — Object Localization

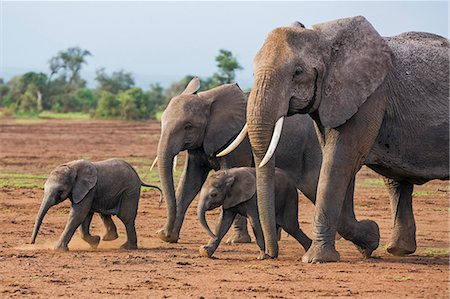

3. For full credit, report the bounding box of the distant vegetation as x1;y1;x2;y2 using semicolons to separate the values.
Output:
0;48;243;120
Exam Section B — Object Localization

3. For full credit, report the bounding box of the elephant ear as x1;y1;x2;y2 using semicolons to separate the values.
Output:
201;83;247;156
223;168;256;209
313;16;392;128
181;77;201;95
69;160;98;204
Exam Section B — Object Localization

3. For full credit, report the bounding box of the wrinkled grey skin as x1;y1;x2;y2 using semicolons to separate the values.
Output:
31;158;161;251
197;167;311;259
156;78;322;244
245;16;449;262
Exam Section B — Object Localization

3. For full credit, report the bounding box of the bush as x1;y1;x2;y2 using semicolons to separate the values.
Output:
95;91;120;118
118;88;146;120
18;84;40;114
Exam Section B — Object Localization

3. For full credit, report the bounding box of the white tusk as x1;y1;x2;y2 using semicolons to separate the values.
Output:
150;156;158;171
173;155;178;173
216;123;248;157
258;117;284;168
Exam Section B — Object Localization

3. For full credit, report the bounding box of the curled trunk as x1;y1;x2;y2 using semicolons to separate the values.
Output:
197;200;216;238
31;197;54;244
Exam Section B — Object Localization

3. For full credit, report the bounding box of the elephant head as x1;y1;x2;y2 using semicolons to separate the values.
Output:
157;77;247;240
219;16;392;257
31;160;97;244
197;168;256;238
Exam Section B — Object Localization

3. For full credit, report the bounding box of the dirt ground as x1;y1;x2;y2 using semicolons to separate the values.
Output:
0;117;448;298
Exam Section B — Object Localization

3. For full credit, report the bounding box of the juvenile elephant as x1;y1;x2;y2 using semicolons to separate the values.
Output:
197;167;311;259
156;77;322;244
223;16;449;262
31;158;161;251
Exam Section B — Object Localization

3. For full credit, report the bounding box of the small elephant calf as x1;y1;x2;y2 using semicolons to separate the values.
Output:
197;167;311;259
31;158;161;251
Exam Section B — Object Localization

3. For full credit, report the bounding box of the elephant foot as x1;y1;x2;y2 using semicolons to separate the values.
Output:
120;242;138;250
257;252;271;260
225;231;251;244
199;245;215;258
83;235;101;249
351;220;380;258
156;228;178;243
302;241;340;263
102;230;119;241
387;229;416;256
54;244;69;252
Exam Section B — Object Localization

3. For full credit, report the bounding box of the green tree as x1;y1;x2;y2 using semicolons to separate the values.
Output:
49;47;91;88
211;49;243;85
95;91;120;118
146;83;167;118
95;68;135;94
75;88;97;112
0;78;10;107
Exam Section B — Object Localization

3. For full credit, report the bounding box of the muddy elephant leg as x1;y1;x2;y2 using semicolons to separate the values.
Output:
225;215;252;244
101;214;118;241
337;177;380;257
384;179;416;256
55;200;92;251
79;212;101;249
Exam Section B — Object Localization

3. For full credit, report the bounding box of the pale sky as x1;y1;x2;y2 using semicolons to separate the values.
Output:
1;1;448;88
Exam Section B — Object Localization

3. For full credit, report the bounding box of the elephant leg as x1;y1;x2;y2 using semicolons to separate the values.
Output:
199;210;236;258
384;179;416;256
337;177;380;258
117;192;138;250
246;209;268;259
119;219;137;250
302;94;385;263
55;200;92;251
225;215;252;244
101;214;118;241
79;212;101;249
157;155;209;243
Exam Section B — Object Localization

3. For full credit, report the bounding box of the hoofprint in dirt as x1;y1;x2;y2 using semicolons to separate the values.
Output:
0;118;448;298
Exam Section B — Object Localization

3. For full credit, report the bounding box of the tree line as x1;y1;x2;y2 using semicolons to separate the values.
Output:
0;48;242;120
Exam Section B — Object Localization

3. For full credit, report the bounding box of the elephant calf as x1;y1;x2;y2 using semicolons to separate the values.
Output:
31;158;161;251
197;167;311;259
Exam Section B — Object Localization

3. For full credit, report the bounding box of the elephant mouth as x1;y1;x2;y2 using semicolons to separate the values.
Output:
288;68;319;116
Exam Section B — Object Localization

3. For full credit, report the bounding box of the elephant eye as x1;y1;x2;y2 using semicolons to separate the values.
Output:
293;68;303;80
210;192;217;198
184;123;193;131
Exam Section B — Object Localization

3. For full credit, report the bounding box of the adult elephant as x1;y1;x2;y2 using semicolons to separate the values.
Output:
223;16;449;262
156;78;322;244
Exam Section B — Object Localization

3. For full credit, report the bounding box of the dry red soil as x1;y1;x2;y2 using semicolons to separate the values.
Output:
0;118;448;298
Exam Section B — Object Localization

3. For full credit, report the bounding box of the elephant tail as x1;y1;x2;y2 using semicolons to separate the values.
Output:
141;183;164;206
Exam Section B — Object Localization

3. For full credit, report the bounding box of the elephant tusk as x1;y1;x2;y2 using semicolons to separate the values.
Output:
173;155;177;173
150;156;158;171
216;123;248;157
259;117;284;168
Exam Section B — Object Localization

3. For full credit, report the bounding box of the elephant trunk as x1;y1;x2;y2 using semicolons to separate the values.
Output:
246;75;281;258
157;138;177;240
31;195;54;244
197;198;216;238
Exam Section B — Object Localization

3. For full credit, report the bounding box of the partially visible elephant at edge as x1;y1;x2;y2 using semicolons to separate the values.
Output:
31;158;161;251
226;16;448;262
155;78;323;244
197;167;311;259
